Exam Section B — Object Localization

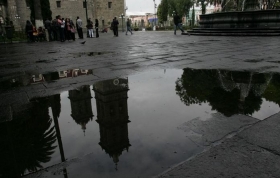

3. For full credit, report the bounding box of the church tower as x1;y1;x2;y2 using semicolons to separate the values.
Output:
93;78;131;168
69;85;94;134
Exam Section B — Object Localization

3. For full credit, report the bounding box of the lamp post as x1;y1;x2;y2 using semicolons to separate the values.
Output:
200;0;207;15
192;0;195;27
84;0;88;21
153;0;156;31
121;13;124;32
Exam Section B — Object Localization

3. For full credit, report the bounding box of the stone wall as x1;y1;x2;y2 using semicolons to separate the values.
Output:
5;0;124;31
199;10;280;29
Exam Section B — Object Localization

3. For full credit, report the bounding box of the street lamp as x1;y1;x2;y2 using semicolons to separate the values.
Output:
121;13;124;32
192;0;195;27
153;0;156;31
84;0;88;21
15;14;20;19
199;0;207;15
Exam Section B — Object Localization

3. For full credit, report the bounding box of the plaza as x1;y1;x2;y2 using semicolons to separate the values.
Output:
1;31;280;177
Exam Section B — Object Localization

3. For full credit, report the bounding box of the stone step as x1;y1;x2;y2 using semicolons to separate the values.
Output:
183;32;280;36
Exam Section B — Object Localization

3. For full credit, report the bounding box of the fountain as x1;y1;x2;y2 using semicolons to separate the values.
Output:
186;0;280;35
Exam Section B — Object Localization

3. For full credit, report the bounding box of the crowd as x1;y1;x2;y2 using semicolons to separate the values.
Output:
25;15;101;42
24;15;137;42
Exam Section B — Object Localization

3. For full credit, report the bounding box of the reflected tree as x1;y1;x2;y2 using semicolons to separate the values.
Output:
263;73;280;106
175;68;219;105
0;98;57;177
176;68;265;117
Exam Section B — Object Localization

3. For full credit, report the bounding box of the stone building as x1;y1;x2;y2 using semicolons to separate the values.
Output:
0;0;125;31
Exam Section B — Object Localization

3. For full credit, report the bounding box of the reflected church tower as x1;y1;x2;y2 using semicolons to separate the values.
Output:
69;85;94;133
93;78;131;169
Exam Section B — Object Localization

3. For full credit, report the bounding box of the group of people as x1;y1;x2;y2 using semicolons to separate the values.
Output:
25;15;101;42
110;17;133;36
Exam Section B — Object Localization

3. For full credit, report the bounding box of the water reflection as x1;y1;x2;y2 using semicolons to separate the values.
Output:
69;85;94;134
0;97;57;177
0;69;93;91
176;69;279;117
93;78;131;170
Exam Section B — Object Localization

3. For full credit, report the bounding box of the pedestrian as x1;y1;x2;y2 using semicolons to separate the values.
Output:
70;20;76;41
65;18;72;41
112;17;119;37
44;18;52;41
58;17;65;42
76;16;83;39
55;16;61;41
173;12;184;35
25;20;34;42
51;17;58;41
126;18;133;35
95;19;99;38
86;19;94;38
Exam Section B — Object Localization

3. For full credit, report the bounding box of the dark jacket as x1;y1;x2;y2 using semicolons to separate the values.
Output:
173;14;181;25
25;24;33;33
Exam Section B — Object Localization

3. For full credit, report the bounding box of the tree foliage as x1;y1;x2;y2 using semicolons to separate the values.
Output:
28;0;52;23
157;0;192;24
176;69;265;117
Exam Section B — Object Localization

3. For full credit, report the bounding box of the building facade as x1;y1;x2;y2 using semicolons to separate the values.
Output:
1;0;125;31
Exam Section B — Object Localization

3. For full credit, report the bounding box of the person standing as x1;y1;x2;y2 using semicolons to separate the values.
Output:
59;17;65;42
44;18;52;41
70;20;76;41
126;18;133;35
112;17;119;37
86;19;94;38
95;19;99;38
173;12;184;35
76;16;83;39
25;20;34;42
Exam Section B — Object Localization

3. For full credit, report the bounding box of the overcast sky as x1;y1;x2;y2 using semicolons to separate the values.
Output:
126;0;161;13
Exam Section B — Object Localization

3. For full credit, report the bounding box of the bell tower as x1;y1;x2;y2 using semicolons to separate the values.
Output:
93;78;131;168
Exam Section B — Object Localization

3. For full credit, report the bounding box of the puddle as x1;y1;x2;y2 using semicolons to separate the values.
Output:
0;69;93;91
1;69;280;178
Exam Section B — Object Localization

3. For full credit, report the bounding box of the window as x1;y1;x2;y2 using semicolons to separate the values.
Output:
83;1;87;8
25;0;30;8
56;1;61;8
108;2;112;8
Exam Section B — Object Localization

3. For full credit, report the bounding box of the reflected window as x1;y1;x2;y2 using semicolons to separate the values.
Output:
25;0;30;8
56;1;61;8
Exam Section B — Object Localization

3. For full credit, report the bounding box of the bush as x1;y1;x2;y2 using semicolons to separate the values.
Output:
146;27;152;31
134;27;139;31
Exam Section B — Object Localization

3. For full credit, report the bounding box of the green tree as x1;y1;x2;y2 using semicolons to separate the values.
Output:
169;0;193;17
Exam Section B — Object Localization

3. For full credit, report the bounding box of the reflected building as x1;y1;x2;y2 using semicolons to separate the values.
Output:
93;78;131;168
69;85;94;133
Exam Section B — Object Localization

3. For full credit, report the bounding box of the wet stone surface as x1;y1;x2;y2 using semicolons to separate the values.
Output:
1;68;280;177
1;32;280;177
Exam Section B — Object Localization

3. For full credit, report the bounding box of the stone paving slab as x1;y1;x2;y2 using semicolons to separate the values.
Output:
238;112;280;154
157;136;280;178
157;112;280;178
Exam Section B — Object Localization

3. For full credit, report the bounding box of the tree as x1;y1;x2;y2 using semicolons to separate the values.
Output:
28;0;52;24
169;0;193;17
157;0;169;24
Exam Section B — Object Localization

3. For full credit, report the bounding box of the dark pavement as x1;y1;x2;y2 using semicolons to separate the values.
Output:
1;31;280;177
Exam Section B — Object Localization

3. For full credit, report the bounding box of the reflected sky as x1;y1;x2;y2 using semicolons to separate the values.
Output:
1;69;280;178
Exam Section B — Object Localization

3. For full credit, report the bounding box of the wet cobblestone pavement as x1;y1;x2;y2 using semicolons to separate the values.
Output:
1;31;280;177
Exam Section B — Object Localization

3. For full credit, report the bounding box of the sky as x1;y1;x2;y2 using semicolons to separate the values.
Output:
126;0;161;13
